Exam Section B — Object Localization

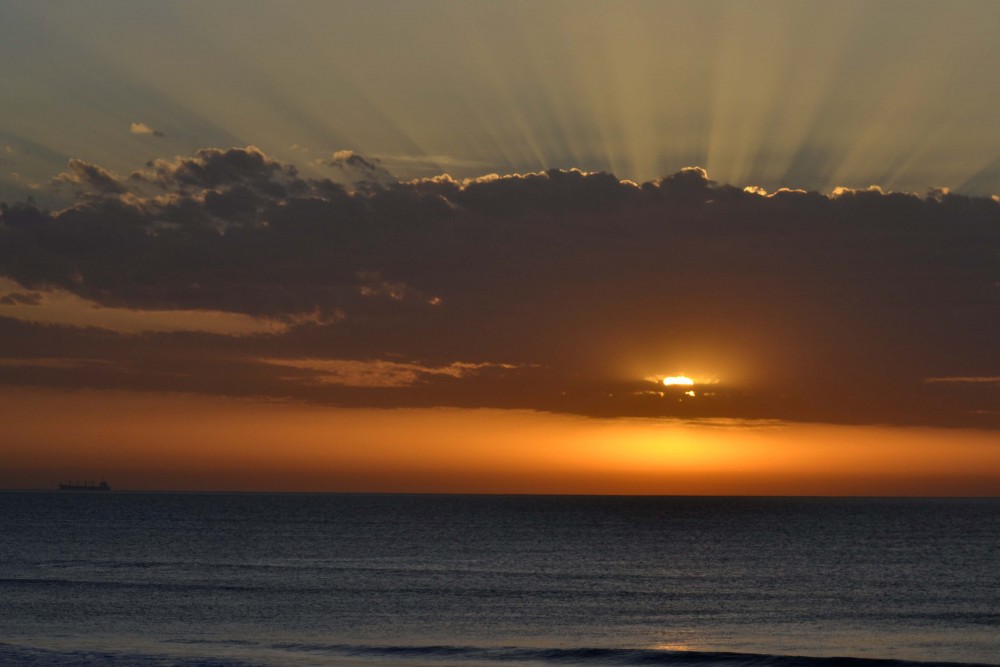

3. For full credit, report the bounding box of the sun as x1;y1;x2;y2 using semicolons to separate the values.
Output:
662;376;695;386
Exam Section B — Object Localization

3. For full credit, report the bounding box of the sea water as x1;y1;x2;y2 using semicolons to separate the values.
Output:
1;493;997;666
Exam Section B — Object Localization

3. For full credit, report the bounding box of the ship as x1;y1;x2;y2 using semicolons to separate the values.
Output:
58;480;111;491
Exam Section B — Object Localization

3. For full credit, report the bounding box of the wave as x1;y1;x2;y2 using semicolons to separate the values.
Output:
7;640;997;667
0;642;252;667
273;643;1000;666
0;576;264;593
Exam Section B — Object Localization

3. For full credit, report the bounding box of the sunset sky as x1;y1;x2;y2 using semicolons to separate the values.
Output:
1;1;998;494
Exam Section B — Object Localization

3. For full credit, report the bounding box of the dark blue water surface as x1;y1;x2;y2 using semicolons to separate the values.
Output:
1;493;997;666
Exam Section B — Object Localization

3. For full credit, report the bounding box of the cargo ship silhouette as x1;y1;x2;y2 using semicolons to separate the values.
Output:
58;480;111;491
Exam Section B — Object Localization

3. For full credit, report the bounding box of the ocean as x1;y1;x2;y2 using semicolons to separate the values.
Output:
1;493;997;666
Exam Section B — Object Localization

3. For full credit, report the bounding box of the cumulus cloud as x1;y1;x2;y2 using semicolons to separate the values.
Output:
130;122;165;137
134;145;297;192
2;146;999;428
51;158;126;194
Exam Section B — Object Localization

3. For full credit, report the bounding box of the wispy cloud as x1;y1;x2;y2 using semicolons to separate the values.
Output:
0;277;287;335
925;377;1000;385
380;154;492;171
262;358;520;388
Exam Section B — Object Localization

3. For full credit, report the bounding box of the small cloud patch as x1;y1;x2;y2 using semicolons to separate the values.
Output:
263;358;519;388
130;122;165;138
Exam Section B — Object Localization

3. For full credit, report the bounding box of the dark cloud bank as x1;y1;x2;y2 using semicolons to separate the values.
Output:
1;146;998;428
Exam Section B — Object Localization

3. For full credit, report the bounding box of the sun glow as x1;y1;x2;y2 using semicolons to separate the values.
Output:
662;376;695;386
2;389;1000;495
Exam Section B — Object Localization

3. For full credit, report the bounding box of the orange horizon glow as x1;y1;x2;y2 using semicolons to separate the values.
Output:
1;388;998;497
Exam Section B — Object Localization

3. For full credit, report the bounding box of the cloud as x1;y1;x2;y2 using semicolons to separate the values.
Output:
0;357;110;370
135;145;291;189
0;277;287;335
262;358;520;388
130;122;165;137
51;159;126;194
328;149;396;189
0;290;42;306
379;153;492;175
925;376;1000;385
1;146;999;428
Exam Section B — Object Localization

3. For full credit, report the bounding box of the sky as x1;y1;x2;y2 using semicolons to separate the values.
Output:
1;1;998;494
